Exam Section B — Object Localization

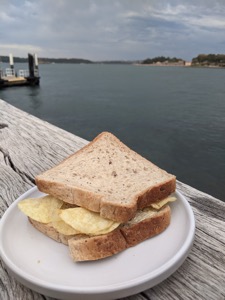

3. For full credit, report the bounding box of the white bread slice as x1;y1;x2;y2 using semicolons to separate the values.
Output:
36;132;175;222
29;205;171;261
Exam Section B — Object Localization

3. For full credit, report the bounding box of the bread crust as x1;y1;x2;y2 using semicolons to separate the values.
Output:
69;230;127;261
28;218;76;245
137;178;176;209
28;205;171;261
120;205;171;247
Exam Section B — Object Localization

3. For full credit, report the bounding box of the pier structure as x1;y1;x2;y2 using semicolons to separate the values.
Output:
0;53;40;88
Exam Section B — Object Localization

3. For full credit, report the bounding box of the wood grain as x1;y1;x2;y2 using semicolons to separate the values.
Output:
1;99;225;300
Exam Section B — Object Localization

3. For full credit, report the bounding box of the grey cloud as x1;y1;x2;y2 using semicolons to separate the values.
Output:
0;0;225;60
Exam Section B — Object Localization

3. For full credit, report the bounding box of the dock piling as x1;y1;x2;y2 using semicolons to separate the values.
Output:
0;53;40;88
27;53;40;86
9;53;14;71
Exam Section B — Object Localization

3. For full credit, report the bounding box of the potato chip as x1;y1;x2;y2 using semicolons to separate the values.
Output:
50;208;61;222
90;222;120;235
127;207;157;224
51;220;80;235
51;208;80;235
151;196;177;210
60;207;120;235
18;195;64;223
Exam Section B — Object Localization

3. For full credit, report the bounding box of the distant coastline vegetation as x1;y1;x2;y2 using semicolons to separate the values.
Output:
1;54;225;67
0;56;92;64
142;56;184;64
191;54;225;67
142;54;225;67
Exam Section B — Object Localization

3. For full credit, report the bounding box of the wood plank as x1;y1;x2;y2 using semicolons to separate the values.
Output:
1;76;26;82
0;99;225;300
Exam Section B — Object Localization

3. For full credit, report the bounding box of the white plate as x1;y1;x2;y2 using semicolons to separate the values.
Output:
0;187;195;300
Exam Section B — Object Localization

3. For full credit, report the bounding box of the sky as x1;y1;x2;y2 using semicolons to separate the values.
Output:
0;0;225;61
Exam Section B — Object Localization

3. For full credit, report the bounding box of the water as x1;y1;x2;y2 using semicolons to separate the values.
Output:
0;63;225;201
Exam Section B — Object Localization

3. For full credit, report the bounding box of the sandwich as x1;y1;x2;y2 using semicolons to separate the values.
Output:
18;132;176;261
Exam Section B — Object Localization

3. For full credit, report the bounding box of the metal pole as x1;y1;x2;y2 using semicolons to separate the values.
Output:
9;53;14;70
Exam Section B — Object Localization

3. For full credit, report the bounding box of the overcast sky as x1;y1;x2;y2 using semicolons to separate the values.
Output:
0;0;225;61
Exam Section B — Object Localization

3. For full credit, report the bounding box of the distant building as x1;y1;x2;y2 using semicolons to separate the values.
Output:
154;60;185;66
184;61;192;66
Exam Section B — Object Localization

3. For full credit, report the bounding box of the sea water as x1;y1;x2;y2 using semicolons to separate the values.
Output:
1;63;224;201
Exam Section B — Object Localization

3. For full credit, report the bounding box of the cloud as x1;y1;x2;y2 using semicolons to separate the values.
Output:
0;43;42;56
0;0;225;60
0;11;15;23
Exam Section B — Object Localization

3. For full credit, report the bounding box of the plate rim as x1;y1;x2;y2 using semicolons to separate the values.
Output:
0;187;195;296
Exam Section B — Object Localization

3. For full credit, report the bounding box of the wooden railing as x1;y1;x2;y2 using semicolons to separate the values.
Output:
0;99;224;300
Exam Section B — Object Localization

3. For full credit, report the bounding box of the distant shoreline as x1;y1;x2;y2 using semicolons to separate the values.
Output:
134;63;187;67
1;53;225;68
1;58;225;68
134;63;225;69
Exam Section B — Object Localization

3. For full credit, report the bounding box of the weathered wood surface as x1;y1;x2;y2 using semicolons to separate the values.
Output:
0;99;225;300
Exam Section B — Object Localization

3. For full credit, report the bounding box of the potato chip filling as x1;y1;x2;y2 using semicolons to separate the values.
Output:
18;195;176;236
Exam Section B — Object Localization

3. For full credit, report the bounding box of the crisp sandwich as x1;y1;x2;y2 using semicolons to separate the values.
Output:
18;131;177;261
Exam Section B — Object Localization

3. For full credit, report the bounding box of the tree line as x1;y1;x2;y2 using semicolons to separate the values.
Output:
0;56;92;64
142;54;225;67
142;56;183;64
192;54;225;66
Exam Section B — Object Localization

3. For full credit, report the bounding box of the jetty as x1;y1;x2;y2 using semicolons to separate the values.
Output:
0;99;225;300
0;53;40;88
